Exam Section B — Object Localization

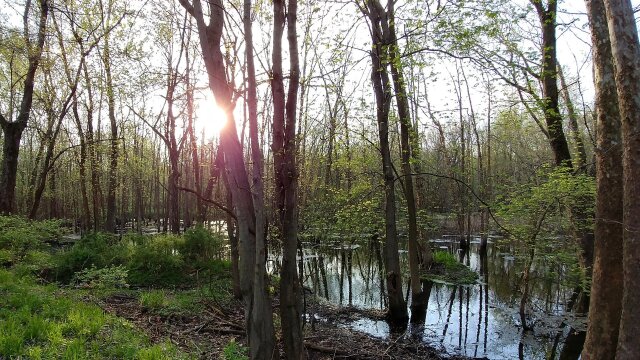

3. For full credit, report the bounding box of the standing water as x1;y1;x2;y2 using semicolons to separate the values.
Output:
272;235;586;359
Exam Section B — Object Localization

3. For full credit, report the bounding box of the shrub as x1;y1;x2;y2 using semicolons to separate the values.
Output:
127;235;184;286
432;251;458;268
53;233;127;283
72;265;129;289
181;226;224;262
0;216;63;267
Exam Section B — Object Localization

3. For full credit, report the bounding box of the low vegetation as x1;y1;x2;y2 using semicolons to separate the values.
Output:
0;217;234;359
421;250;478;285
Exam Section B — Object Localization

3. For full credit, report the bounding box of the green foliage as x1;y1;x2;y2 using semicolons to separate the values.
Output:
0;269;189;359
72;265;129;289
54;233;127;283
303;182;384;242
432;251;459;268
181;226;225;263
127;235;185;287
139;290;168;311
0;216;63;264
496;166;595;286
422;251;478;285
223;339;248;360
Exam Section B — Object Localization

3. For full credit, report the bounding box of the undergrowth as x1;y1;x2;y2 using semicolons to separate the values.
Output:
422;251;478;285
0;269;190;359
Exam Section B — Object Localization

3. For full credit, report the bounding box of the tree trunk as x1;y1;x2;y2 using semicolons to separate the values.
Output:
245;0;276;358
0;123;27;214
0;0;49;214
530;0;573;167
272;0;305;357
103;20;119;233
361;0;408;324
179;0;258;352
603;0;640;357
557;65;588;171
385;0;429;314
582;1;624;357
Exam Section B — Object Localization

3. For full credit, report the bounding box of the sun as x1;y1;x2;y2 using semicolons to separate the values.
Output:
194;92;227;139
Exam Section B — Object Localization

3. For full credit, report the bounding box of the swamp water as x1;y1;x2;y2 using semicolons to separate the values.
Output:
271;236;586;359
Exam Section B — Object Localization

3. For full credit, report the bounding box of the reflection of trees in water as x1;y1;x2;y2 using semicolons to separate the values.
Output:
291;236;583;358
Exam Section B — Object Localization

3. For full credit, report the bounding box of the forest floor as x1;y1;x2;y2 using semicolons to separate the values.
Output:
91;288;476;360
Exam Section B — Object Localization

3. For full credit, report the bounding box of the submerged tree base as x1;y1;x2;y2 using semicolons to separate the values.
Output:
421;251;478;285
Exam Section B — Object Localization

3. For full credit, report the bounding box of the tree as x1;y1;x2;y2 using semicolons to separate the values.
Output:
581;0;623;357
603;0;640;357
271;0;306;357
178;1;279;359
357;0;408;324
245;0;276;357
386;0;432;315
0;0;49;214
529;0;572;168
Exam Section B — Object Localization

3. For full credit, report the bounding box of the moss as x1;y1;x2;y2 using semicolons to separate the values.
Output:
421;251;478;285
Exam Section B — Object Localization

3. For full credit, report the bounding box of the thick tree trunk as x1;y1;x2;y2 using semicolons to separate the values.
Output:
603;0;640;357
0;123;27;214
0;0;49;214
582;1;624;357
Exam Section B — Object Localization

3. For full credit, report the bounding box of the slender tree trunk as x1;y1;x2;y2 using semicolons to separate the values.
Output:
272;0;305;357
385;0;429;313
530;0;573;167
360;0;408;324
557;65;588;170
103;22;119;233
179;0;258;352
244;0;276;358
582;1;624;357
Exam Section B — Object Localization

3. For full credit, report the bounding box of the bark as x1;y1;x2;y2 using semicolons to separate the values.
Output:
166;71;181;234
530;0;573;167
603;0;640;357
83;60;102;231
385;0;429;312
102;12;119;233
179;0;256;299
582;1;624;357
179;0;257;353
272;0;305;357
0;0;49;214
360;0;408;324
245;0;276;358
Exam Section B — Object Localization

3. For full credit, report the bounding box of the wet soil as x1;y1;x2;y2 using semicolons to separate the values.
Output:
95;292;478;359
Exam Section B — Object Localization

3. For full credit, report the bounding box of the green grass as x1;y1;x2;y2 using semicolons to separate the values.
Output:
0;269;190;359
422;251;478;285
223;339;248;360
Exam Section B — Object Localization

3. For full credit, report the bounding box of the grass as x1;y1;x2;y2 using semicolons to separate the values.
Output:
0;269;191;359
421;251;478;285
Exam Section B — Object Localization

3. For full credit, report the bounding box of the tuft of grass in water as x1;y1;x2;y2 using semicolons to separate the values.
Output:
422;251;478;285
0;269;191;359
